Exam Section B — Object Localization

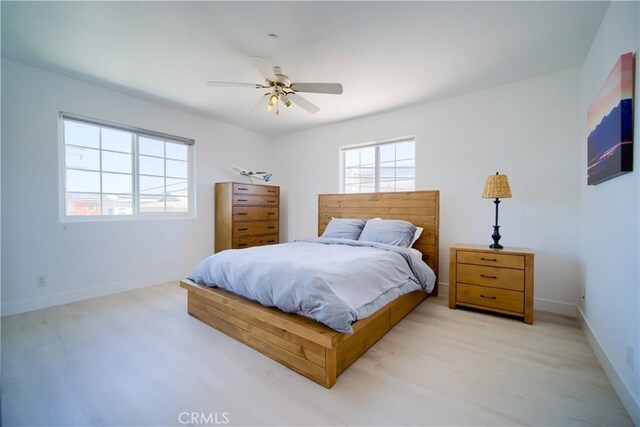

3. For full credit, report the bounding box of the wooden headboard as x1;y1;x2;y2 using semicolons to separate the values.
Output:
318;190;440;282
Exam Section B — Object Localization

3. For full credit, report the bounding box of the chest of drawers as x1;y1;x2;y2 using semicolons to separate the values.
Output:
449;244;535;324
215;182;280;252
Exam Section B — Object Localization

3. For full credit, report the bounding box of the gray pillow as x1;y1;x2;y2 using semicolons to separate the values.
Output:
321;218;366;240
358;219;417;248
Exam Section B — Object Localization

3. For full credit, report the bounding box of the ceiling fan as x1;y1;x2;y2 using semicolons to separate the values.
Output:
206;56;343;115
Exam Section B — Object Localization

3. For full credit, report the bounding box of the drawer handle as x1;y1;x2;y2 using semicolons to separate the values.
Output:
481;257;498;262
238;187;248;191
267;200;275;203
267;240;275;243
238;199;248;202
480;294;497;300
267;226;275;229
237;243;248;247
268;190;276;193
480;274;497;279
267;212;275;215
237;213;247;216
238;228;248;231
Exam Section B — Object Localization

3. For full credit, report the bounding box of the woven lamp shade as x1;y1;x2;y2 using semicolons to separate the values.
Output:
482;173;512;199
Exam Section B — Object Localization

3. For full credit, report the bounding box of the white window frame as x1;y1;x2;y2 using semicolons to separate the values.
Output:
58;112;196;222
340;136;416;193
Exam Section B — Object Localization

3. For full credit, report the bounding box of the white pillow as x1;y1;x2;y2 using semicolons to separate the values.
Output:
411;227;424;247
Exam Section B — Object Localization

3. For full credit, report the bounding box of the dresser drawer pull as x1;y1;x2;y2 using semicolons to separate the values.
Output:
268;190;276;193
480;257;498;262
237;187;248;191
267;200;275;203
480;274;497;279
267;212;275;215
267;226;275;229
266;240;275;243
237;243;248;247
238;199;248;202
480;294;497;300
238;228;248;231
237;213;247;216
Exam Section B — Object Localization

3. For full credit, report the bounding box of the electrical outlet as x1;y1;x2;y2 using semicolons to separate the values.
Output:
627;346;634;370
36;275;47;288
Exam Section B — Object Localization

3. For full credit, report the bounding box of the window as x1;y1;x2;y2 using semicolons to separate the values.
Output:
61;113;194;219
342;138;415;193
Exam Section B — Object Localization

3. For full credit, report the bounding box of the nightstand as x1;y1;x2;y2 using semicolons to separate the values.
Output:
449;244;535;324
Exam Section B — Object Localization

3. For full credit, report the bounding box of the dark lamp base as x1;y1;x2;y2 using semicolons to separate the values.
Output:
489;243;504;249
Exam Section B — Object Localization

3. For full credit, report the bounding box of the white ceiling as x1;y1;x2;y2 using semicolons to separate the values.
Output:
1;1;608;136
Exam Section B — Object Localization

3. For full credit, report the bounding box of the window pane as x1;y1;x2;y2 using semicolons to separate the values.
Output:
166;196;188;212
64;121;99;148
360;147;375;166
344;150;359;167
379;180;396;192
360;166;375;179
102;172;132;194
379;161;395;179
379;144;395;163
101;129;132;153
139;137;164;157
139;195;165;212
395;179;415;191
139;155;164;176
102;151;132;174
65;146;100;171
166;159;187;178
396;141;414;160
360;182;375;193
66;170;100;193
166;142;188;161
166;178;188;196
66;193;101;216
140;175;165;195
102;194;133;216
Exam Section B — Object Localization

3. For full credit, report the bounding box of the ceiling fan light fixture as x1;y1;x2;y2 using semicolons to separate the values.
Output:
266;93;279;111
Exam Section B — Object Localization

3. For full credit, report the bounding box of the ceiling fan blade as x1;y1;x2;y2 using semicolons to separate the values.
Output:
288;93;320;113
290;82;343;95
249;56;277;82
206;81;261;88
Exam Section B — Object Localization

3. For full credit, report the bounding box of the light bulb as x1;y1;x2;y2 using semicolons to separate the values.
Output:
266;94;278;111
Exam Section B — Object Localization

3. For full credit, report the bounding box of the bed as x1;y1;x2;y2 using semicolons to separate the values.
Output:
180;190;439;388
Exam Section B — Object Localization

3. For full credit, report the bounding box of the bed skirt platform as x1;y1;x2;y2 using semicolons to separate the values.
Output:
180;279;428;388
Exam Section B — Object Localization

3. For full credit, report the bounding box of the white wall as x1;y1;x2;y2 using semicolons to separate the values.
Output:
273;68;583;315
1;59;274;315
578;2;639;423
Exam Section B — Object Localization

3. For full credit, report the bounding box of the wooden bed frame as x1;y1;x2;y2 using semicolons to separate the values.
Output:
180;190;439;388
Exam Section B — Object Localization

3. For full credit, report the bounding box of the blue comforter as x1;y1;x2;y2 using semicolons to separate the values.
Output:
188;237;436;333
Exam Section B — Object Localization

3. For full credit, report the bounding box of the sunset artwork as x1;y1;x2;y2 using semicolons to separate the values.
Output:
587;52;634;185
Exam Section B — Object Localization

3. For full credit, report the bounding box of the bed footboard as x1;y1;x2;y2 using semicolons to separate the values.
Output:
180;279;427;388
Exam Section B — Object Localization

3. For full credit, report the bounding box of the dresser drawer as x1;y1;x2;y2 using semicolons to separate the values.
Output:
233;183;279;196
457;250;524;269
233;194;279;207
233;222;279;237
457;263;524;291
457;283;523;314
233;207;279;221
233;234;279;249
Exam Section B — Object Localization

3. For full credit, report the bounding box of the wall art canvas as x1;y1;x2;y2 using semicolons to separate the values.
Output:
587;52;634;185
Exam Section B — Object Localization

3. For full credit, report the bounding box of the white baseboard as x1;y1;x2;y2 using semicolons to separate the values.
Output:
576;305;639;426
436;282;576;317
1;269;191;317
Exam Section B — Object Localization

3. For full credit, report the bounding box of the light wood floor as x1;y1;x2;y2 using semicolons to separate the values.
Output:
1;283;632;426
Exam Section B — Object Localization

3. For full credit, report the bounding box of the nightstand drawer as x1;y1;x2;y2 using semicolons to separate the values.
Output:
457;263;524;291
457;250;524;269
457;283;523;314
